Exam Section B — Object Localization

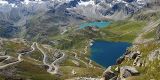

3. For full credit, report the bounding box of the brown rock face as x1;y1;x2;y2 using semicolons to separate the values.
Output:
102;66;117;80
116;56;125;64
103;71;116;80
120;66;139;79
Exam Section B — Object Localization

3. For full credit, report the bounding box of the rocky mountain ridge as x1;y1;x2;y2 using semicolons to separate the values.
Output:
0;0;156;40
0;0;150;19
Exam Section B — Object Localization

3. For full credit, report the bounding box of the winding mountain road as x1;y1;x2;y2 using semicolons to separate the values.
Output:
0;54;22;69
84;46;88;54
0;42;37;69
51;52;66;74
35;42;66;74
73;51;88;67
0;41;66;75
85;57;93;67
27;42;36;53
0;56;11;62
35;43;54;74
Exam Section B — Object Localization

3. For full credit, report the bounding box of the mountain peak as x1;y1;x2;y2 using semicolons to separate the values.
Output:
0;0;149;20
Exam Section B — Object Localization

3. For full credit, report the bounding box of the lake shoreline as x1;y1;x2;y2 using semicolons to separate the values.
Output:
90;40;131;68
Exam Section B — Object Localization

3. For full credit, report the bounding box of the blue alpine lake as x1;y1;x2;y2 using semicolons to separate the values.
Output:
90;40;131;68
79;21;111;29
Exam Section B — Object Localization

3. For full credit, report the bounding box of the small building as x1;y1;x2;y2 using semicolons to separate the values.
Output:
85;26;99;31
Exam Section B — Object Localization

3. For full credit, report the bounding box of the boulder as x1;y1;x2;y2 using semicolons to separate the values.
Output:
103;72;116;80
103;66;116;80
116;56;125;64
124;50;131;55
125;51;141;59
133;54;143;67
120;66;139;79
122;69;132;78
133;58;143;67
131;51;141;59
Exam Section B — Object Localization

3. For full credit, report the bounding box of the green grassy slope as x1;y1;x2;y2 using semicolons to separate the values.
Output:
100;21;146;43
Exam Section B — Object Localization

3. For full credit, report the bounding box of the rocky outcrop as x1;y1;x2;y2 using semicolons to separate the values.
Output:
125;50;144;67
125;51;141;59
132;52;143;67
120;66;139;79
102;66;139;80
102;66;117;80
133;57;143;67
116;56;125;64
117;50;143;67
103;49;143;80
103;71;116;80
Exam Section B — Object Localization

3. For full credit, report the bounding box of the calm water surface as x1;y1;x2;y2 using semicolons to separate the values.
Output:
79;21;111;29
90;40;131;68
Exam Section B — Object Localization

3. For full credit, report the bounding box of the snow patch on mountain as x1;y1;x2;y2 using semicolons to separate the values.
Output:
0;0;8;5
78;0;95;6
0;0;151;20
